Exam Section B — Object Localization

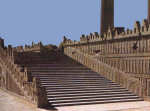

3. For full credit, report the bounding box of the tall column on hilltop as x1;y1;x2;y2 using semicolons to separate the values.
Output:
101;0;114;35
148;0;150;23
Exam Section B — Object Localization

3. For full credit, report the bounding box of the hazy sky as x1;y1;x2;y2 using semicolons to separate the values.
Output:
0;0;147;46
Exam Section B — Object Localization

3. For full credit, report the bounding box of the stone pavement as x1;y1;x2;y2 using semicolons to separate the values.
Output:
56;101;150;111
0;89;54;111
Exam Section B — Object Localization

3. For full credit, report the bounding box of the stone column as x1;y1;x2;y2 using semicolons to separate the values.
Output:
0;38;4;48
101;0;114;35
148;0;150;23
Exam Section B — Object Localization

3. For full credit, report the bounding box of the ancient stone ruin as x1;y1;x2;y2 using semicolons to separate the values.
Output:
0;0;150;110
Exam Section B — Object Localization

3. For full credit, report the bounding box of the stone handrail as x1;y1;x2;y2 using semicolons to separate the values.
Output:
0;47;49;107
64;47;144;97
67;46;150;77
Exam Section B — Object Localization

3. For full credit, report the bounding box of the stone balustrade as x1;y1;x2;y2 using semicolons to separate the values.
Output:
94;55;150;75
64;46;150;99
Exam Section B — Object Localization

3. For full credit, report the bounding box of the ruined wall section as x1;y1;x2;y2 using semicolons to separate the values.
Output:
64;20;150;55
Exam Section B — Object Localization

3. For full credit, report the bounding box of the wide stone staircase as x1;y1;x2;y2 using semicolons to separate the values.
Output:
17;52;143;107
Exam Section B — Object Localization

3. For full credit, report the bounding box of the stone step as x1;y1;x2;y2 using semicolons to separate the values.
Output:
33;76;106;79
37;75;105;81
46;91;133;98
45;87;127;92
44;86;123;91
39;80;115;84
32;75;104;78
38;77;109;81
17;61;53;64
49;96;141;105
34;77;107;81
39;81;118;84
39;77;109;80
39;79;114;82
32;74;100;77
31;72;101;75
29;69;90;71
46;89;131;95
52;98;143;107
31;73;101;76
39;79;107;82
21;64;83;67
42;83;120;87
48;93;137;101
40;81;115;85
31;71;98;74
40;82;118;86
28;67;89;70
20;59;52;61
30;70;94;73
23;57;52;60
